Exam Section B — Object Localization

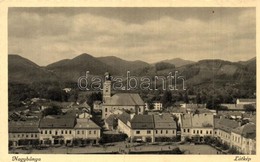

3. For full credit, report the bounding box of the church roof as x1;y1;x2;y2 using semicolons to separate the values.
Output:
104;93;145;106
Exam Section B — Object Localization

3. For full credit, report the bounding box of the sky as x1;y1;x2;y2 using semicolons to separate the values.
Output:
8;7;256;66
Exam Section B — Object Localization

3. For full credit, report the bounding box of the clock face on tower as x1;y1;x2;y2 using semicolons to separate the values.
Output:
105;72;111;80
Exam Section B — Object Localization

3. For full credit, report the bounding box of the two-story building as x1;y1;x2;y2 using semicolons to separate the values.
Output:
39;117;76;145
180;110;214;141
9;121;40;146
74;118;101;144
214;118;240;144
231;123;256;154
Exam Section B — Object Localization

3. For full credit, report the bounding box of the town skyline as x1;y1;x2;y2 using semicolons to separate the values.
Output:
9;7;255;66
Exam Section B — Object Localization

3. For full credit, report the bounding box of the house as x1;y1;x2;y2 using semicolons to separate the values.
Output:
63;88;72;93
39;117;76;145
214;118;240;144
145;102;163;111
93;101;102;111
180;111;214;141
230;123;256;154
78;112;92;119
153;114;177;142
104;114;119;130
9;121;39;146
102;72;145;119
236;99;256;105
74;118;101;144
118;113;177;143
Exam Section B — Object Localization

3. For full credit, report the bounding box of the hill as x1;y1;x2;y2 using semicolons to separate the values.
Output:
8;54;58;83
159;58;195;67
46;53;117;81
97;56;151;74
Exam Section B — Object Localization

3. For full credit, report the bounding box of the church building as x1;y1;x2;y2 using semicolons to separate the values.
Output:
102;72;145;119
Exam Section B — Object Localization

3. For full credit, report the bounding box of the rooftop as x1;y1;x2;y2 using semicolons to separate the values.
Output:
214;118;240;133
232;123;256;139
130;115;154;129
153;114;177;129
74;118;100;129
9;121;39;133
39;117;76;129
104;93;145;106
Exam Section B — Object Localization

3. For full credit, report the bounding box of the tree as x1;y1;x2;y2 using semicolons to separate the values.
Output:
147;100;154;110
161;91;173;109
42;105;62;117
183;93;189;104
196;93;202;104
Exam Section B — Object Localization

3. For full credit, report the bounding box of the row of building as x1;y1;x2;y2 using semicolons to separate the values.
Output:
9;117;101;146
107;109;256;154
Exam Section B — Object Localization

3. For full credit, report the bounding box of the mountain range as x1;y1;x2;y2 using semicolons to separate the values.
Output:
8;53;256;88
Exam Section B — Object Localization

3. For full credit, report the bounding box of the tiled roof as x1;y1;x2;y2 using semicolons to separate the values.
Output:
39;117;76;128
232;123;256;139
9;122;39;133
214;118;240;133
153;114;177;129
130;115;154;129
181;114;192;128
105;114;119;126
74;118;100;129
182;113;214;128
104;93;145;106
117;112;131;125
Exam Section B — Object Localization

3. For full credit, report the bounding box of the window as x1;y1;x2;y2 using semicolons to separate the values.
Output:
55;131;58;135
77;131;80;134
65;130;67;134
105;108;108;112
31;134;33;137
69;130;72;134
173;130;175;134
13;134;15;138
94;131;96;134
21;134;24;137
166;130;168;134
193;130;195;134
161;130;163;134
139;108;141;112
210;131;212;134
136;131;140;134
89;131;92;134
82;130;84;134
26;134;28;138
147;130;151;134
35;134;37;138
18;134;20;137
61;130;64;134
187;129;190;133
183;129;186;133
49;130;52;134
156;130;158;134
200;130;202;134
206;131;208;134
41;131;43;134
197;130;199;134
45;130;47;134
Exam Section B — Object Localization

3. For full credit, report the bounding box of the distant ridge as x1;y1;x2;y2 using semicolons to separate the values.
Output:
157;58;195;67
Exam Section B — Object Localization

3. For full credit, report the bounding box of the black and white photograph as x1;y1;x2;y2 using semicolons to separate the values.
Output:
2;2;257;160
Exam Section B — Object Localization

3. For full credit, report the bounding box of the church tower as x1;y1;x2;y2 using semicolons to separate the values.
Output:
103;72;111;102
